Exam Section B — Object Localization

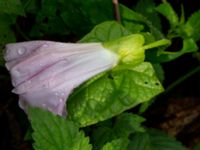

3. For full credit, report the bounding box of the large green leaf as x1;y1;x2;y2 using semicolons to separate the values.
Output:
127;128;187;150
80;21;131;42
68;62;163;127
28;108;92;150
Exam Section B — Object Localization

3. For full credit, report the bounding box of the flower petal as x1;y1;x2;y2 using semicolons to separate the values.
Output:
5;41;118;116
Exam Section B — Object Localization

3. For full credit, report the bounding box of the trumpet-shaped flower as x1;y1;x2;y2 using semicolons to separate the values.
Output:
4;41;119;116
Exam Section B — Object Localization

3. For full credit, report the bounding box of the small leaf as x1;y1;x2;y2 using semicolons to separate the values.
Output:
156;2;179;28
127;128;187;150
28;107;92;150
0;0;25;16
101;138;129;150
68;62;163;127
80;21;131;42
179;10;200;41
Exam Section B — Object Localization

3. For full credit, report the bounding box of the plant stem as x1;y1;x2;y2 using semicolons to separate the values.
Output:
143;39;171;50
164;65;200;94
113;0;121;23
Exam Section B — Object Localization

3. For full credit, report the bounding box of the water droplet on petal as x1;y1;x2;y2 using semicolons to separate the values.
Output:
17;47;26;55
55;92;59;96
59;99;63;102
12;69;21;77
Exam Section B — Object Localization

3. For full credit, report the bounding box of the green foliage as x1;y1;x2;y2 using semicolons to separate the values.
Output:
0;0;25;16
1;0;199;150
120;4;164;39
101;138;129;150
135;0;161;30
68;62;163;127
127;129;187;150
91;113;145;150
156;2;179;28
80;21;131;42
28;107;92;150
178;10;200;41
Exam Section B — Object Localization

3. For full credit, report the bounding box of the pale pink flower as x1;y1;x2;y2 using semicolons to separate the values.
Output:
4;41;118;116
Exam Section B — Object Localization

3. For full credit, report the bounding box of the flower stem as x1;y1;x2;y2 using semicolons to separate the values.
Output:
143;39;171;50
113;0;121;23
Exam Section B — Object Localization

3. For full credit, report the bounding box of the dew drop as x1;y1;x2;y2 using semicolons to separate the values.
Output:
17;47;26;55
12;69;21;77
59;98;63;103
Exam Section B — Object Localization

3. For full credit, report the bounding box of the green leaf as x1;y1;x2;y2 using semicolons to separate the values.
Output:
68;62;163;127
101;138;129;150
113;113;145;137
156;38;198;62
135;0;161;30
80;21;131;42
91;113;145;150
60;0;113;37
119;4;164;39
28;107;92;150
178;10;200;41
156;2;179;28
0;0;25;16
127;128;187;150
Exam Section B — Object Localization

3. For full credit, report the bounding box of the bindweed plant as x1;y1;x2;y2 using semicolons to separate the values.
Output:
1;0;200;149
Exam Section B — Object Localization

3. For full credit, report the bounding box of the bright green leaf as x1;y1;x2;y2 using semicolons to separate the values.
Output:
28;107;92;150
101;138;129;150
179;10;200;41
68;62;163;127
80;21;131;42
127;128;187;150
156;2;179;28
0;0;25;16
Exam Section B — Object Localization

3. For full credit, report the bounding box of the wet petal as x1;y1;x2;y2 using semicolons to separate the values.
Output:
4;41;118;116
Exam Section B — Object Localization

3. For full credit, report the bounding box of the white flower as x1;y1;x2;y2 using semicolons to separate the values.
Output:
4;41;118;116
